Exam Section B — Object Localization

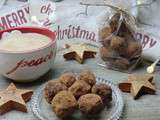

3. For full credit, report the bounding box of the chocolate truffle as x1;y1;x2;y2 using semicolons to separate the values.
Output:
78;94;104;116
78;70;96;86
59;72;76;87
52;91;77;118
69;80;91;99
114;58;130;70
110;36;126;54
44;80;67;104
117;22;129;36
126;42;142;59
109;13;121;32
92;83;112;103
101;38;111;48
99;27;112;47
100;46;118;61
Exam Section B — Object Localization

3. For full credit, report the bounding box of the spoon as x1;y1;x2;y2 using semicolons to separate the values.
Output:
147;58;160;74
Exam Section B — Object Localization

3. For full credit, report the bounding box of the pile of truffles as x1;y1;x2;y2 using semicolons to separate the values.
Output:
99;13;142;71
44;70;112;118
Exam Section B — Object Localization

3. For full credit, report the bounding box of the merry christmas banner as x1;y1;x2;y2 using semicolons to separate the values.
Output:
0;0;56;30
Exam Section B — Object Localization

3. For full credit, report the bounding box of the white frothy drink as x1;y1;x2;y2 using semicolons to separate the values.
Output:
0;30;51;52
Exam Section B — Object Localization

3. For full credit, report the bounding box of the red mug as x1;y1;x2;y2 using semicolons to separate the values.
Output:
0;27;56;82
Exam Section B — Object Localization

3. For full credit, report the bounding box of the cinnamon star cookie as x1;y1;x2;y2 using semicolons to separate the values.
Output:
119;74;156;99
0;83;33;115
63;43;97;64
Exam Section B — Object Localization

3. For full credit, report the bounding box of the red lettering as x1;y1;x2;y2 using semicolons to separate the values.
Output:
89;32;96;41
142;35;149;48
17;10;27;24
6;14;14;28
41;6;47;14
57;25;61;40
46;4;50;15
12;12;21;26
46;4;53;15
79;30;89;39
136;33;143;41
21;61;28;67
41;4;53;15
6;59;25;74
56;25;97;42
135;32;157;49
7;51;54;74
150;39;157;48
62;29;67;40
0;17;9;30
76;26;80;38
24;7;29;14
28;60;36;67
43;51;53;62
34;58;44;66
43;19;51;26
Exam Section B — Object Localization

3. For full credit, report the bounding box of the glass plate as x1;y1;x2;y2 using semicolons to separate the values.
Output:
31;77;124;120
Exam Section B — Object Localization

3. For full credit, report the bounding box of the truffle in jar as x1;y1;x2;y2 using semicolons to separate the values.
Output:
110;36;127;54
112;58;130;70
99;27;112;47
100;46;118;61
126;42;142;59
109;13;121;32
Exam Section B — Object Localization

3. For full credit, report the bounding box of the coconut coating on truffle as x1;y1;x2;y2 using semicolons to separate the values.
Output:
92;83;112;103
44;80;67;104
78;94;104;116
59;72;76;87
78;70;96;86
69;80;91;99
52;91;77;118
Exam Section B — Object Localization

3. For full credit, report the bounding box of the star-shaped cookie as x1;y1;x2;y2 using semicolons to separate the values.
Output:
0;83;33;115
63;43;97;64
119;74;156;99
